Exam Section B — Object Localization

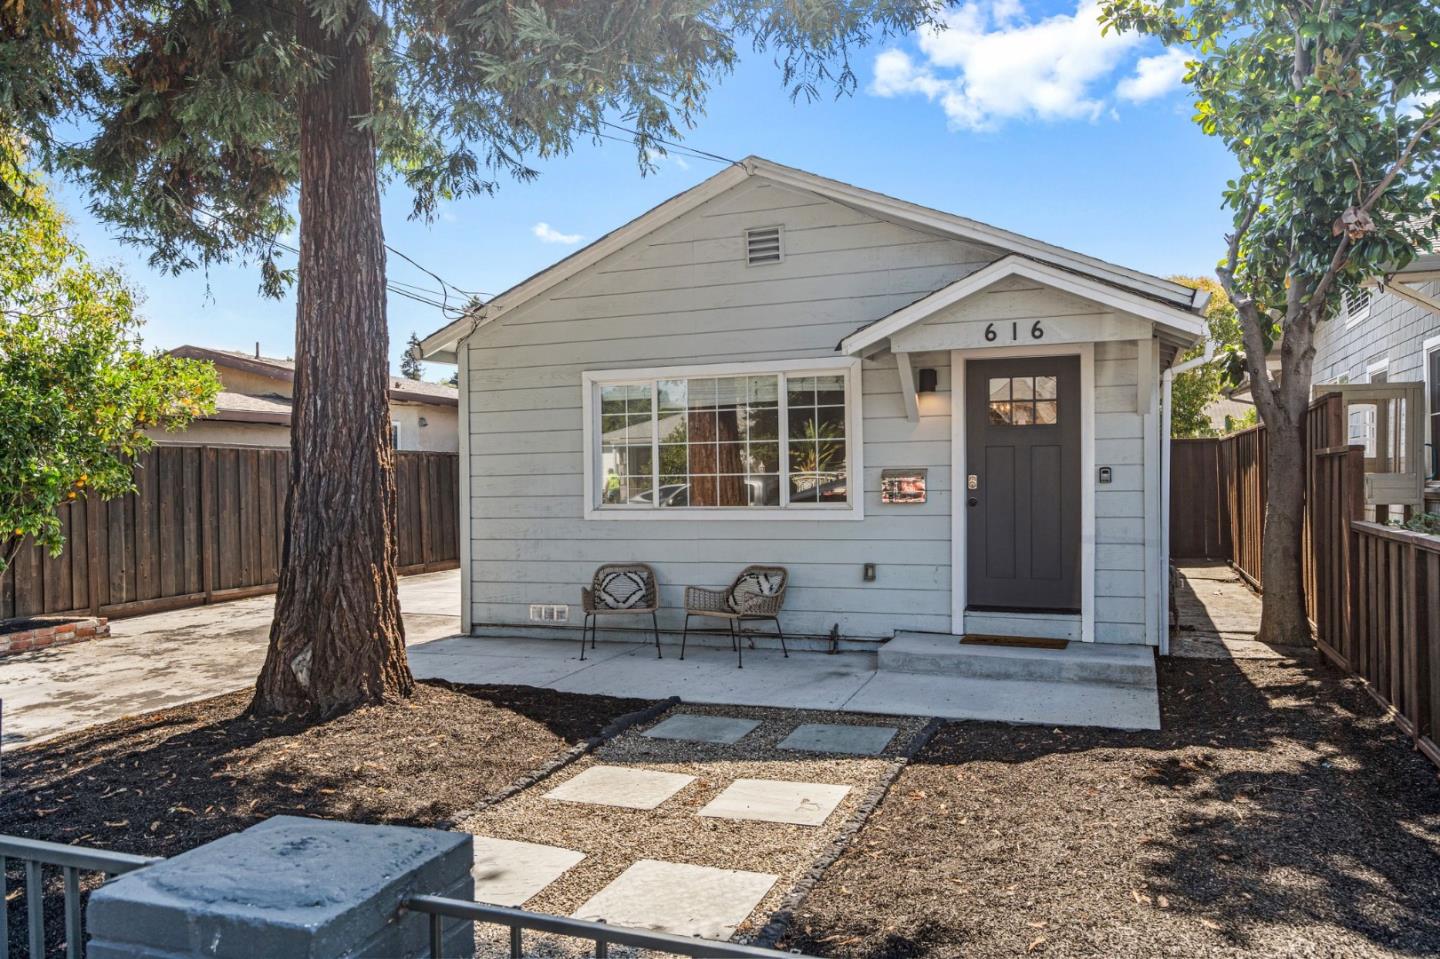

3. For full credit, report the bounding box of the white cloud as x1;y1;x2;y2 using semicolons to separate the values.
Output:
645;147;690;171
1117;48;1190;103
532;222;583;245
869;0;1181;130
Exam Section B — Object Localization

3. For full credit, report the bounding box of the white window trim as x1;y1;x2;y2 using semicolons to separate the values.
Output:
1344;289;1373;328
581;357;864;521
1424;335;1440;480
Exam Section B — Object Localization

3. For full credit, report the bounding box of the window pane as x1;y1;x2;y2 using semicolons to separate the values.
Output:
1012;377;1034;400
690;475;717;506
747;407;778;441
1035;400;1058;425
789;441;818;473
658;413;687;445
716;475;748;507
688;408;717;440
788;407;818;442
715;442;746;474
748;376;779;407
753;476;781;506
1035;376;1057;400
624;478;654;504
1012;402;1034;425
789;473;819;503
626;413;653;443
716;407;743;443
658;476;689;508
626;383;653;411
687;377;717;408
817;467;848;503
600;413;627;438
658;379;687;412
747;442;779;473
816;374;845;406
815;440;846;474
628;444;653;476
788;376;816;406
817;405;846;439
601;385;628;415
989;401;1011;425
715;377;746;408
989;378;1010;401
689;443;717;473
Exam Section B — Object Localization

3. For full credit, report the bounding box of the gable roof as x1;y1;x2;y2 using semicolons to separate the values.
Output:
419;156;1208;360
169;345;458;407
839;255;1205;356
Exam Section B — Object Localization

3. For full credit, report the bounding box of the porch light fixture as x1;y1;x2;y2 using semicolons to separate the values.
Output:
917;368;938;393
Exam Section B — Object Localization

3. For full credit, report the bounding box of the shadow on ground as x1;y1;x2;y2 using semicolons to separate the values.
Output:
785;654;1440;958
0;679;648;957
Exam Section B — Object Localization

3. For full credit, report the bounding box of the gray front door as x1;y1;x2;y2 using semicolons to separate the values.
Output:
965;356;1081;612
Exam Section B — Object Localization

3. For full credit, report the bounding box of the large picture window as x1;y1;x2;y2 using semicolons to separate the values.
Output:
585;361;860;517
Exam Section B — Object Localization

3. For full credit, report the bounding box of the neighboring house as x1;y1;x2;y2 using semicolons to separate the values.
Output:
1311;254;1440;510
421;157;1206;648
156;345;460;451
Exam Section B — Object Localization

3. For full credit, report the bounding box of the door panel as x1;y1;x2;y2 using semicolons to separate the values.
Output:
965;356;1081;611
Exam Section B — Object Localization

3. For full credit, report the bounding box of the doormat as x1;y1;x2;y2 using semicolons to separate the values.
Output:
960;634;1069;651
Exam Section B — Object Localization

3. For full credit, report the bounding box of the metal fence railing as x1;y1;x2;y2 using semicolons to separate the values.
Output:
0;834;160;959
402;895;806;959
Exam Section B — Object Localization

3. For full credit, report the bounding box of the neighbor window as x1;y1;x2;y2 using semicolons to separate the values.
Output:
587;363;857;514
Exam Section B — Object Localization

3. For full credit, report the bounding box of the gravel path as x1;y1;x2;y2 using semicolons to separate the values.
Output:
783;656;1440;958
458;703;929;955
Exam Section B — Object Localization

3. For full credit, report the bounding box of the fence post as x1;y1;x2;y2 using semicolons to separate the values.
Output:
200;447;215;605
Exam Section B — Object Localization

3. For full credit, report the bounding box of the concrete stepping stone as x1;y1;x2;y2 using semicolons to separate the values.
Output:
544;765;695;810
699;778;850;827
471;836;585;907
572;858;777;940
642;714;761;745
778;723;898;756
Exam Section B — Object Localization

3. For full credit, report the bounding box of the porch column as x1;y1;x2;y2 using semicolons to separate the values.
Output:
86;816;474;958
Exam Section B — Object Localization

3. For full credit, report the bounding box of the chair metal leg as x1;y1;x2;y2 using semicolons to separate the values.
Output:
731;619;742;669
681;614;690;660
580;614;591;661
652;611;662;658
591;617;598;649
773;618;788;658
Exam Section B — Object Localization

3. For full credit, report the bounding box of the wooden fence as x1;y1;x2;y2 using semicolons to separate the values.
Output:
1;446;458;622
1170;393;1440;770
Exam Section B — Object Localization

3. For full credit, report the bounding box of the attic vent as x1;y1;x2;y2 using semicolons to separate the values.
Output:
745;226;783;266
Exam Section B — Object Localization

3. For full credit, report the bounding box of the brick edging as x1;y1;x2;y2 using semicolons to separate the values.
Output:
434;695;679;829
0;617;109;657
753;716;946;950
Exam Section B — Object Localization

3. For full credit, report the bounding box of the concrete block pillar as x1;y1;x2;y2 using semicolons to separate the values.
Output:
87;815;474;958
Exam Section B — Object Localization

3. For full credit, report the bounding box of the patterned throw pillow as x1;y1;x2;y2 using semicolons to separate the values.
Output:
727;569;784;612
596;570;650;610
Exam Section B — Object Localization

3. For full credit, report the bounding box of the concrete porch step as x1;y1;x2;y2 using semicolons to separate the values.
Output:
878;632;1155;688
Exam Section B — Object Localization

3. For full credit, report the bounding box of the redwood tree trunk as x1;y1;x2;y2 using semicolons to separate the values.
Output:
250;1;412;716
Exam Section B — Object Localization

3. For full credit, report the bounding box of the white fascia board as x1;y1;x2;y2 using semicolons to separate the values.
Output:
417;164;751;359
744;158;1198;310
839;255;1205;356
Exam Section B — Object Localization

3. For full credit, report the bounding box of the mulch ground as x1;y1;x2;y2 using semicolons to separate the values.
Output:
1;680;648;956
783;656;1440;959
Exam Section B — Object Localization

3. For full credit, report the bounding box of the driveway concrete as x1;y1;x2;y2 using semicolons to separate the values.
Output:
0;569;461;747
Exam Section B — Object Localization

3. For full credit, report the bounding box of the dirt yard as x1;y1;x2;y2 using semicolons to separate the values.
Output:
782;655;1440;958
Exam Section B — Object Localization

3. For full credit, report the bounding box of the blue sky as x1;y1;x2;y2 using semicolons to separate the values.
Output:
49;0;1236;379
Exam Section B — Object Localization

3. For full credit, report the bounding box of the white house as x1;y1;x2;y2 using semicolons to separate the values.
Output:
421;158;1206;651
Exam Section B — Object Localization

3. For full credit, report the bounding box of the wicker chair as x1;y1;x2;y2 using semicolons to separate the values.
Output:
580;563;661;661
681;565;789;668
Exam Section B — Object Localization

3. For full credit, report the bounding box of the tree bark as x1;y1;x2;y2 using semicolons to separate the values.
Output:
250;0;412;716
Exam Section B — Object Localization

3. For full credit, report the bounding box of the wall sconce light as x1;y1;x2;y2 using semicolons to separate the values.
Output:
917;368;938;393
418;416;429;428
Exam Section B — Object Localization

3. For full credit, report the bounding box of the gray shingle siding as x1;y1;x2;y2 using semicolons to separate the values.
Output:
1313;282;1440;385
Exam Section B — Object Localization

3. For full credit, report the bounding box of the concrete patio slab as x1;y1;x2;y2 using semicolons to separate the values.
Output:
642;714;760;745
470;836;584;907
571;859;777;940
410;634;1161;730
699;778;851;826
543;765;695;810
778;723;898;756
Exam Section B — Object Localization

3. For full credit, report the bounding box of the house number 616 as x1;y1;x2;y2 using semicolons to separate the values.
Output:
984;321;1045;342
